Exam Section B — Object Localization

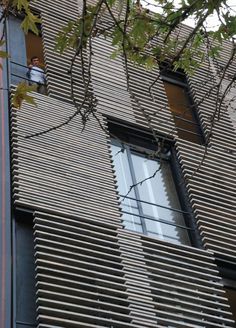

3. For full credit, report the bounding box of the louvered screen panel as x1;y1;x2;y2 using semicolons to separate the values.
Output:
214;39;236;83
213;40;236;129
30;0;178;137
126;62;176;136
188;62;236;151
34;211;133;327
34;212;235;328
31;0;236;141
85;0;177;136
40;14;93;104
90;36;177;136
169;23;236;146
30;0;92;104
91;37;137;124
118;229;235;327
32;0;78;18
11;92;121;225
176;139;236;261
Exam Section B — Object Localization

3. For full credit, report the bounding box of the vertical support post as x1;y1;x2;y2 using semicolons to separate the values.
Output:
0;15;11;328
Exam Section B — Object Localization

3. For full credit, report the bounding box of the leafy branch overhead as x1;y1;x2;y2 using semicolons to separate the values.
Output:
1;0;41;35
55;0;236;74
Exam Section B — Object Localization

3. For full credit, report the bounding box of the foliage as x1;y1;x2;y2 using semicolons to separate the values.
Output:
1;0;236;111
54;0;236;74
0;40;9;68
1;0;41;35
11;82;37;109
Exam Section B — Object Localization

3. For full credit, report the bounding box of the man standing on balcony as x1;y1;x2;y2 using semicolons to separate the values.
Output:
27;56;46;95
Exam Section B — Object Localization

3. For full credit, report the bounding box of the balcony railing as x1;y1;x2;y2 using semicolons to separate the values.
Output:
119;194;194;244
10;61;46;86
16;321;37;327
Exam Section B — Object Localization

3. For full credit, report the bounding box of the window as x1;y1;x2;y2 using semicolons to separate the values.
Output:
14;212;37;328
225;287;236;325
110;130;192;246
8;15;45;89
160;66;204;144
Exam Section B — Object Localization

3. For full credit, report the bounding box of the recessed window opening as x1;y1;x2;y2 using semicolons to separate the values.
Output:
14;211;37;328
225;287;236;325
110;126;194;246
8;14;47;95
25;27;44;65
160;65;204;145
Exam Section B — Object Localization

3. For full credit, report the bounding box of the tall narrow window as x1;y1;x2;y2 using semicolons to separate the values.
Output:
14;214;37;328
161;67;204;144
8;15;45;90
111;138;191;245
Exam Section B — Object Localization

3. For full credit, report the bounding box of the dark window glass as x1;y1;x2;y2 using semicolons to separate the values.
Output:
15;217;37;328
161;68;204;144
111;139;190;245
225;287;236;326
25;30;44;67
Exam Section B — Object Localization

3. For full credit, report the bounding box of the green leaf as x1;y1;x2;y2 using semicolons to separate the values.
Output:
0;44;9;69
12;0;29;11
0;51;10;59
21;11;41;35
12;82;37;109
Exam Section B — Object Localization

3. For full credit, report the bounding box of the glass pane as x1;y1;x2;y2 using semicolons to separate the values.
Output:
124;221;143;233
225;287;236;324
131;153;163;237
146;220;190;245
111;139;190;245
111;142;142;233
131;152;190;244
9;16;27;85
15;219;36;325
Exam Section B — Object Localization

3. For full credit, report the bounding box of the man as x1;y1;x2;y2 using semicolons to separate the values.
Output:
27;56;47;95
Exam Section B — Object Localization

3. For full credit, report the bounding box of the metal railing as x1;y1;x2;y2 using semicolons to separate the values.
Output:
16;321;37;327
119;194;194;232
10;61;46;86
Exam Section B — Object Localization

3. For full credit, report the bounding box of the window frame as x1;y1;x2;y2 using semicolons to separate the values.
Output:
109;120;202;247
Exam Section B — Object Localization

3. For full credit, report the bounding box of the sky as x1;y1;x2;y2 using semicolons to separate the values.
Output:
143;0;236;30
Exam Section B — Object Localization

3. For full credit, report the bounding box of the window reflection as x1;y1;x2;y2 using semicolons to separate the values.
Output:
111;140;190;245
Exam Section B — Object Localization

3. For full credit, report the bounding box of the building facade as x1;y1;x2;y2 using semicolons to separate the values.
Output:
0;0;236;327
